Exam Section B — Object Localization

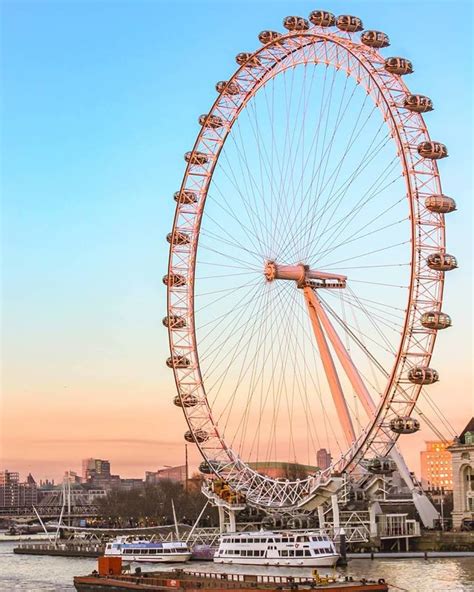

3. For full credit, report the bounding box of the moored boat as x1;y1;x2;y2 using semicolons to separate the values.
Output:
214;530;339;567
74;566;389;592
104;537;192;563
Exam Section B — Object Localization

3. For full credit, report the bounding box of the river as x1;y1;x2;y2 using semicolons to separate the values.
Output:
0;543;473;591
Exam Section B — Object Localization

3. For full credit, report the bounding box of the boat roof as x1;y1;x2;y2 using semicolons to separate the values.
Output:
111;539;187;547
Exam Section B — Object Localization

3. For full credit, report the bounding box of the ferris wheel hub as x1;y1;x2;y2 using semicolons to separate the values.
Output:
264;261;347;289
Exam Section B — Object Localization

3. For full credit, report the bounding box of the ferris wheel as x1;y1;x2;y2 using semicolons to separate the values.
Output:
164;11;457;510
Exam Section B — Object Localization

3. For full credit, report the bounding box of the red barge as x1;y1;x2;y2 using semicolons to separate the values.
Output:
73;561;388;592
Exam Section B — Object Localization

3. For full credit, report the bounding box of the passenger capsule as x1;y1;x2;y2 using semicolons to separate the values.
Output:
166;355;191;369
199;114;225;129
389;416;420;435
185;151;209;166
417;141;448;160
258;30;282;44
162;315;186;329
361;30;390;48
404;94;433;113
367;457;396;475
215;80;240;95
166;231;190;246
384;57;413;75
235;52;261;67
173;394;198;408
427;252;458;271
336;15;363;32
199;460;223;474
424;195;457;214
184;429;209;444
162;273;186;288
309;10;336;27
408;366;439;385
420;311;452;330
283;16;310;31
174;190;198;205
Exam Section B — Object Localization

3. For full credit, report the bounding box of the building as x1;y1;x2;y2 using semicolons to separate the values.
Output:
82;458;111;482
317;448;332;471
119;478;144;491
64;470;82;484
0;470;37;508
448;418;474;529
420;441;453;489
146;465;187;484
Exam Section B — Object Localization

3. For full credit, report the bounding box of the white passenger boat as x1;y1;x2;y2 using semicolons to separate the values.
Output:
104;537;192;563
214;530;339;567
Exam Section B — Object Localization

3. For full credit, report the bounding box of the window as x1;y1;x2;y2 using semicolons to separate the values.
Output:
304;550;311;557
296;550;304;557
281;550;288;557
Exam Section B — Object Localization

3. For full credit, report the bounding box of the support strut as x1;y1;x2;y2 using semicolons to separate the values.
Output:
303;286;355;446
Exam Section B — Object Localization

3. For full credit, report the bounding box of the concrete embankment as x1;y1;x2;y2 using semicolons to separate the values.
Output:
348;551;474;559
414;531;474;552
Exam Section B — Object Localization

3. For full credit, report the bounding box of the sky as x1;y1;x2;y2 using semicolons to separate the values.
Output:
1;0;473;483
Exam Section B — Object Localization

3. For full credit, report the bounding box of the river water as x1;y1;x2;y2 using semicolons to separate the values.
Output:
0;543;473;592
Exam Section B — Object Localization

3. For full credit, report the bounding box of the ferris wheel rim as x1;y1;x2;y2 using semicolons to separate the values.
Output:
166;24;448;508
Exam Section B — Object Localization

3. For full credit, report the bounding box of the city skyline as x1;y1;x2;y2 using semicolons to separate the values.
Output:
2;1;473;482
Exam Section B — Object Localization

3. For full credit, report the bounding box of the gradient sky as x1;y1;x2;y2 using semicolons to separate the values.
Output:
1;0;473;482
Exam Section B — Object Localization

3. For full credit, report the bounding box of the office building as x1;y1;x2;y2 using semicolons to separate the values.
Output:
420;441;453;489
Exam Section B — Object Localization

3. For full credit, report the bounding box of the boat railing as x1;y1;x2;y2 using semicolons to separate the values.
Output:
96;571;340;588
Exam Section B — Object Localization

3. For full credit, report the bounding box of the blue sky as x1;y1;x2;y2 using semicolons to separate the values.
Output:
1;0;472;479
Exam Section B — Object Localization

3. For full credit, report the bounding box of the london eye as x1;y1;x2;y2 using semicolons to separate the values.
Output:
164;11;457;511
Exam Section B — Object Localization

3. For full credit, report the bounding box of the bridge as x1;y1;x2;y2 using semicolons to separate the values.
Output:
0;505;99;521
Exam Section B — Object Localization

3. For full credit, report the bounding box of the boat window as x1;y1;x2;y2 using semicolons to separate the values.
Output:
295;550;304;557
281;550;288;557
304;550;311;556
281;537;288;543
